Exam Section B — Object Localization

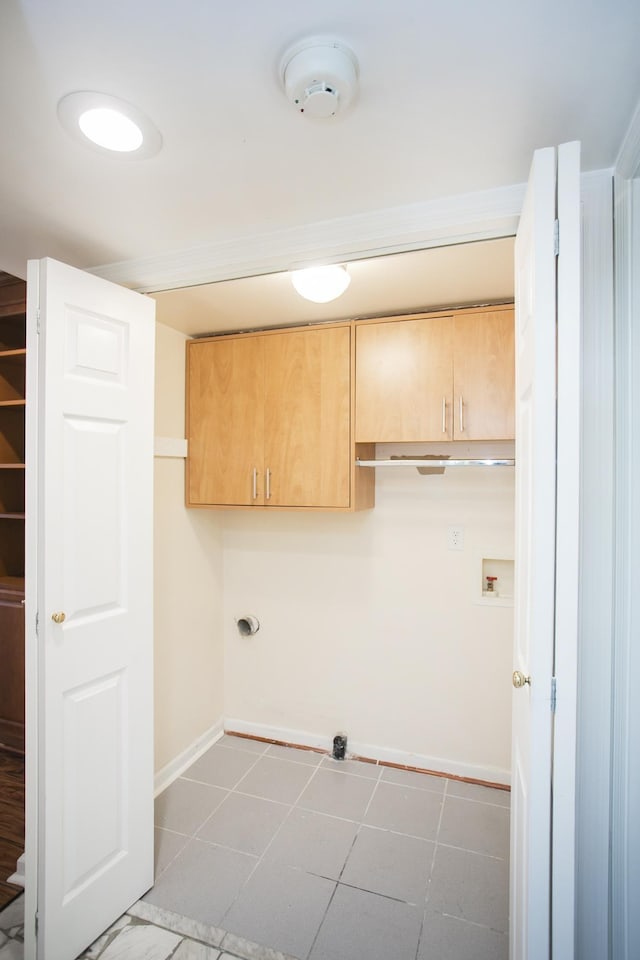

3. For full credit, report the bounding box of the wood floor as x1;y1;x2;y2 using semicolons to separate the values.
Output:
0;749;24;910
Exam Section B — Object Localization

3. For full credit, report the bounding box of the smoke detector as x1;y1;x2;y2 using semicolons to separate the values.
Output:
281;39;359;119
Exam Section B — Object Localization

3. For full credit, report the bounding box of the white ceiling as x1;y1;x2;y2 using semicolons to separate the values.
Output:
1;0;639;283
152;237;515;337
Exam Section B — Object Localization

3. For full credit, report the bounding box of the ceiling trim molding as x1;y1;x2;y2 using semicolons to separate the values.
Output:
90;182;525;293
615;95;640;180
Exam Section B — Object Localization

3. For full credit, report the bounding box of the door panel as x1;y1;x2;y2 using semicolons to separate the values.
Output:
26;258;155;960
62;670;126;902
63;417;125;614
453;309;515;439
187;337;264;505
355;316;453;441
264;326;350;507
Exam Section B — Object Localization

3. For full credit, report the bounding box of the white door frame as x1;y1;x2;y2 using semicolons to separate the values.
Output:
572;171;616;960
611;102;640;960
117;183;612;955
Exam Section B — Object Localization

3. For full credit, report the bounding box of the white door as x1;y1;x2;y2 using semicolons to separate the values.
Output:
510;143;581;959
24;258;155;960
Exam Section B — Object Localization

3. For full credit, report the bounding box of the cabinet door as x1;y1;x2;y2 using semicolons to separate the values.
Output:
453;309;515;440
355;317;453;441
264;326;350;507
188;337;264;505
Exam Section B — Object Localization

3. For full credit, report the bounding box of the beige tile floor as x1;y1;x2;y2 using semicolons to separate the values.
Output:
149;735;509;960
0;736;510;960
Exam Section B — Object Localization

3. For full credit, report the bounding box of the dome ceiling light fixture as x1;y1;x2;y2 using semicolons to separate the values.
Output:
290;265;351;303
57;91;162;159
280;39;359;120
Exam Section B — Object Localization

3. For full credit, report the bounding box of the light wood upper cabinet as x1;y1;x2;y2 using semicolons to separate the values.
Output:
355;305;514;442
453;309;515;440
264;326;350;507
188;336;264;505
187;323;370;510
355;315;453;441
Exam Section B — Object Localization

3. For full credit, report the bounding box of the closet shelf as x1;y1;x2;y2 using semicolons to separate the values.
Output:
0;400;26;407
0;349;26;358
0;513;25;520
356;458;515;468
0;464;25;470
0;575;25;597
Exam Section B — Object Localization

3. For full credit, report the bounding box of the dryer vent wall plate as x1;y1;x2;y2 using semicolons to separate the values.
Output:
281;40;359;119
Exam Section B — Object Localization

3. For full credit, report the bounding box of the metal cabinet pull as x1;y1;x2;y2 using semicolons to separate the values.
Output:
442;396;446;434
252;467;258;500
459;395;465;433
266;468;271;500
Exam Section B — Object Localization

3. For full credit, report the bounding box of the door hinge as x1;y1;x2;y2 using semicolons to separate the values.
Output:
553;219;560;257
36;307;41;334
551;676;557;712
35;912;39;936
35;612;39;637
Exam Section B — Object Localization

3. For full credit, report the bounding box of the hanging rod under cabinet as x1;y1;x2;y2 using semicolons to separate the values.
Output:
355;458;515;468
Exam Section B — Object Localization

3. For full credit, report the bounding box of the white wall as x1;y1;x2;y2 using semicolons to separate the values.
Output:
153;322;224;774
223;445;514;784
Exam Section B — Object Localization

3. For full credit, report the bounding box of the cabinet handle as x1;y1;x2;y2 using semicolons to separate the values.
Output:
252;467;258;501
266;468;271;500
459;395;465;433
442;396;447;434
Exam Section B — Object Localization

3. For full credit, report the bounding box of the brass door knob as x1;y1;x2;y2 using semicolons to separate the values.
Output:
51;611;66;624
512;670;531;689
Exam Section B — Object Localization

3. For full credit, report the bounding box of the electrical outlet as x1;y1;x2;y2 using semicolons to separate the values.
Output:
448;526;465;551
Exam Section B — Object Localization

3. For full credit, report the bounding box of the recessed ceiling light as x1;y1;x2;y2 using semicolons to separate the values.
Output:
78;108;143;152
290;265;351;303
57;91;162;159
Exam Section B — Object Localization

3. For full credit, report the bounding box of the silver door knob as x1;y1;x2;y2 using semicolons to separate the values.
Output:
51;611;66;624
512;670;531;689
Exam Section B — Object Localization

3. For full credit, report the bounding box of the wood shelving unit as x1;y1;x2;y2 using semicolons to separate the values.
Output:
0;271;26;754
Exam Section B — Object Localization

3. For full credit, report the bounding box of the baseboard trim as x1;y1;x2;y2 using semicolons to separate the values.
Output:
154;718;224;796
7;852;25;889
224;718;510;789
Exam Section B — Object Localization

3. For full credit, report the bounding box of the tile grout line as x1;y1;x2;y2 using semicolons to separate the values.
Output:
437;909;510;934
217;750;326;933
185;745;269;847
413;777;450;960
303;761;384;960
305;761;384;959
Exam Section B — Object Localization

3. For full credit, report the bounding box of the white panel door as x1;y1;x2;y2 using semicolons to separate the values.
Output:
24;258;155;960
511;143;557;960
511;143;581;959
